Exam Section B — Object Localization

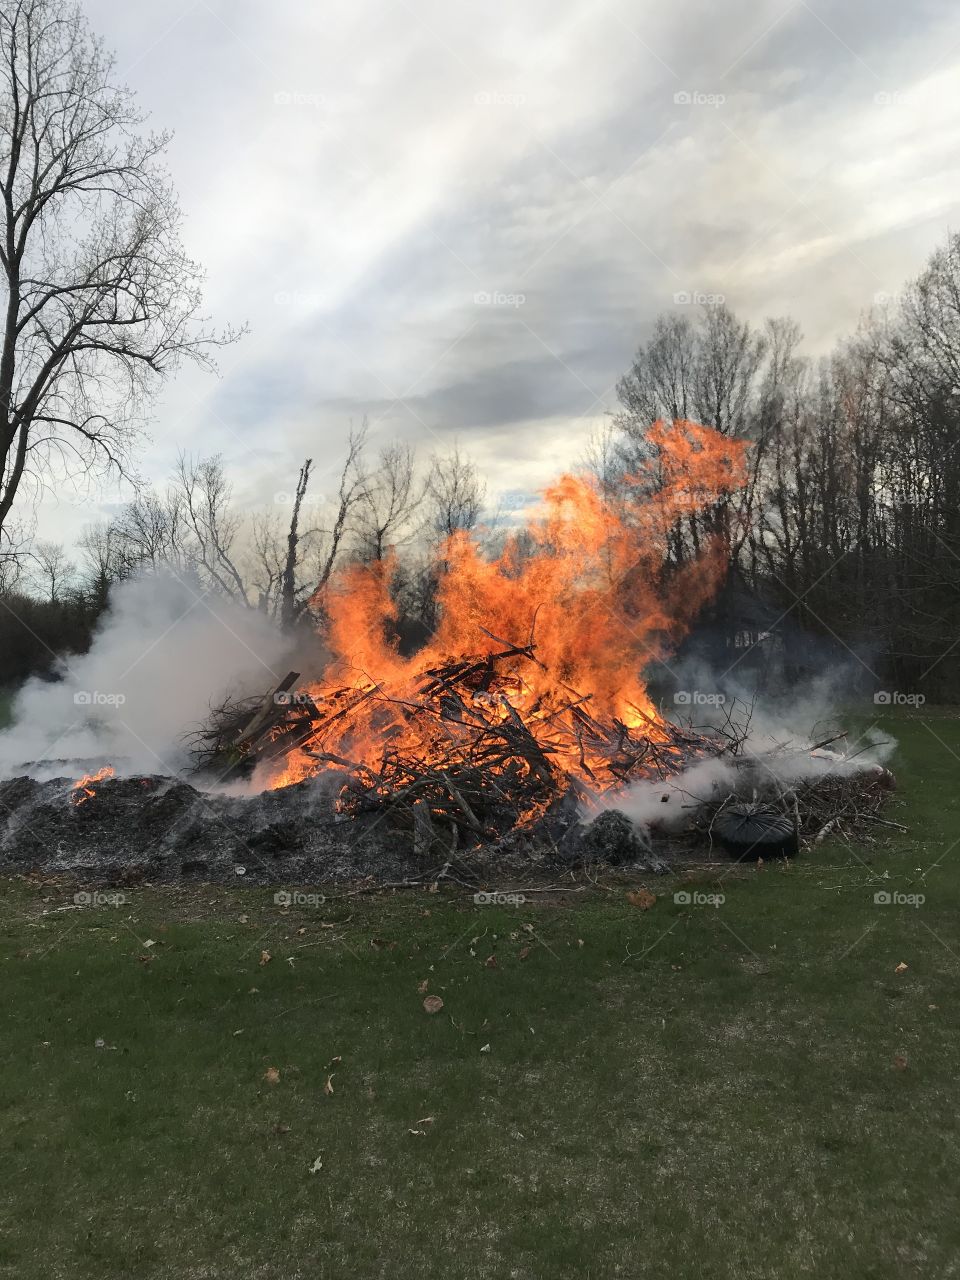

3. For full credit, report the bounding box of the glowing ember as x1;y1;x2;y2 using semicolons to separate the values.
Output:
254;419;748;829
71;765;115;806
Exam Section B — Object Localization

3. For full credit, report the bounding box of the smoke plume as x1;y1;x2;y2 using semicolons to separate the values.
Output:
0;573;291;780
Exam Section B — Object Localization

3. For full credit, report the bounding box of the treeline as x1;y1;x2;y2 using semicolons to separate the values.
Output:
6;230;960;700
0;435;488;685
614;231;960;699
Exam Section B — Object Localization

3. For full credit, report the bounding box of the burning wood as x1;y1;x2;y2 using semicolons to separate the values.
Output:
71;765;115;806
223;648;729;845
187;420;895;861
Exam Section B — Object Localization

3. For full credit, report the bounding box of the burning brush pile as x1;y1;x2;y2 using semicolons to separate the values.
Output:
0;420;896;886
186;419;895;867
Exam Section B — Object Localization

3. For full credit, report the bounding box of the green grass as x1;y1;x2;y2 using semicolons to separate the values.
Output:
1;708;958;1279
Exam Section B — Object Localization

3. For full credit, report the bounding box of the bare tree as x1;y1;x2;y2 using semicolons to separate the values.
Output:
175;453;249;602
355;441;421;561
77;516;121;604
279;458;312;630
425;444;484;540
0;0;239;548
306;426;370;606
30;536;73;600
111;487;185;573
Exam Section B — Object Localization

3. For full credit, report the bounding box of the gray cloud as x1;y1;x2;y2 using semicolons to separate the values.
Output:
33;0;960;544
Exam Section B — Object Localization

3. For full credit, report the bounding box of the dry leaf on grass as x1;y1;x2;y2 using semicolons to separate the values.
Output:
417;979;429;994
895;961;908;974
309;1155;323;1174
893;1054;909;1071
324;1074;335;1096
259;950;272;966
484;955;498;969
626;889;656;910
423;995;444;1015
518;946;531;961
263;1067;281;1085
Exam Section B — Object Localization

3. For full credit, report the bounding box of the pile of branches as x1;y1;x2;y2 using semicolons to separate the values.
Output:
693;729;900;856
201;644;729;849
192;658;899;860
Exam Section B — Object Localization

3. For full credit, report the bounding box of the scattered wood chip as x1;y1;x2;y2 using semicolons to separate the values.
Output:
423;995;444;1015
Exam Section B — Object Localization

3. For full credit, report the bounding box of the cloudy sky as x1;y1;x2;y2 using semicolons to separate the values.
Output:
37;0;960;542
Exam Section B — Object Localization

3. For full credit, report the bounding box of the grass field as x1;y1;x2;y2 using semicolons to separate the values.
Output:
0;707;957;1279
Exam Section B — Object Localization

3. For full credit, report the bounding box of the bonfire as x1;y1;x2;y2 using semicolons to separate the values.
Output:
68;419;895;867
198;421;760;844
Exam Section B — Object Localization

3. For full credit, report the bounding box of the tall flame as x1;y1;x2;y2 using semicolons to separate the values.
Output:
268;420;747;793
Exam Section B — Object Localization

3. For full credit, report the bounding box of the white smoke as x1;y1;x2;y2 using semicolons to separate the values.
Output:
0;572;292;780
592;662;897;833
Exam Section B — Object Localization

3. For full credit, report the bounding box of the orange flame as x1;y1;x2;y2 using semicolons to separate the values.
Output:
71;765;115;805
268;420;747;797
